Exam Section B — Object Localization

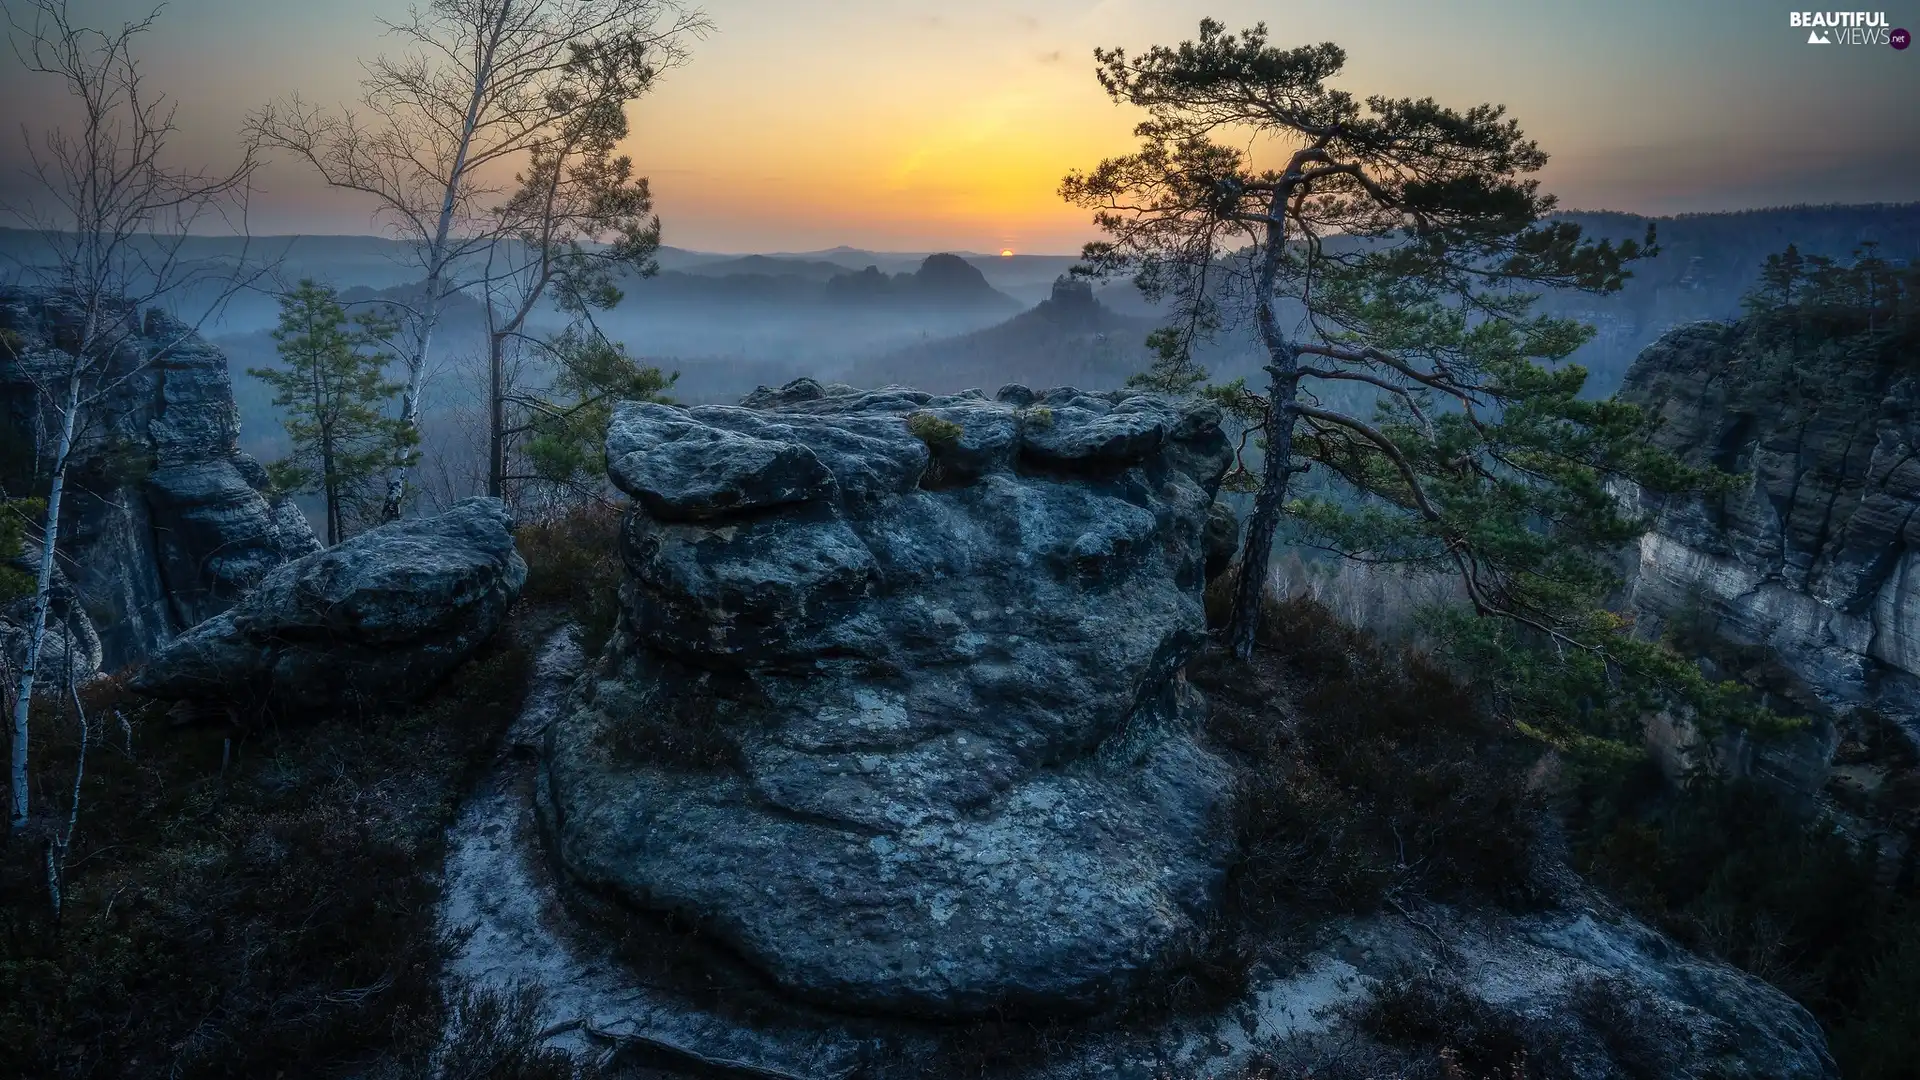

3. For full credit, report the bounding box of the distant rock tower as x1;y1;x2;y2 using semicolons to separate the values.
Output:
1041;274;1100;329
1049;274;1095;309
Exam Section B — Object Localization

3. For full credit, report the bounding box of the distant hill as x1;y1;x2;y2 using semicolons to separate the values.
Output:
843;277;1159;393
619;252;1020;314
1539;204;1920;394
16;202;1920;401
820;253;1019;313
673;254;853;281
746;247;1088;304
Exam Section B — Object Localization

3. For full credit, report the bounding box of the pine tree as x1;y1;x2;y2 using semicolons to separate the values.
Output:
510;327;677;512
250;282;416;545
480;31;674;502
1061;19;1758;749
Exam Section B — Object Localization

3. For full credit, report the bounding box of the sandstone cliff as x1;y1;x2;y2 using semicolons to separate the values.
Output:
0;286;319;676
1618;317;1920;816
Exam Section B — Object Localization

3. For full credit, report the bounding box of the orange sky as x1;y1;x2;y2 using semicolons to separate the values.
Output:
3;0;1917;253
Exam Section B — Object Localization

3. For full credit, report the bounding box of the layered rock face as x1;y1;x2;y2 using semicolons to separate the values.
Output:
133;497;525;713
0;287;319;674
1618;320;1920;781
540;380;1238;1018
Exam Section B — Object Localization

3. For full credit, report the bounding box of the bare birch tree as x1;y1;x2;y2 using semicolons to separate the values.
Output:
3;0;260;833
247;0;709;519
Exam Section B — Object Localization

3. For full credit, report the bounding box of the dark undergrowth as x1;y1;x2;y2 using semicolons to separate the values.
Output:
516;505;625;659
1164;595;1545;1020
0;513;628;1080
0;645;534;1078
1321;969;1693;1080
1568;758;1920;1080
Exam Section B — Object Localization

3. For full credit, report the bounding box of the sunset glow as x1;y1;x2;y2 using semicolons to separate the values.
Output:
0;0;1912;252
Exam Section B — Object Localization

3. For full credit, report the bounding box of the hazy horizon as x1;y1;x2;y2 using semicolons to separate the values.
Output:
3;1;1917;255
15;197;1920;261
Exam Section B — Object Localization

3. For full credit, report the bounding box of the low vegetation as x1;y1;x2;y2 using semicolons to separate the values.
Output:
515;505;625;658
0;650;526;1076
1166;597;1543;1015
1018;405;1054;429
0;522;627;1079
907;411;968;488
1570;762;1920;1079
905;410;964;447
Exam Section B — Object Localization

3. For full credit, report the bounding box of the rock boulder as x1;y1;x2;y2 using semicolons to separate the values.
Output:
539;381;1238;1019
132;497;526;713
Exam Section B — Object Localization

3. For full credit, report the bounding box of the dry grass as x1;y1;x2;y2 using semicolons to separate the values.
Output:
516;505;625;658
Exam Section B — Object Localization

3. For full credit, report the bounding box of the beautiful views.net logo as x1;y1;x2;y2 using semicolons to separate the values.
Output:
1789;11;1905;44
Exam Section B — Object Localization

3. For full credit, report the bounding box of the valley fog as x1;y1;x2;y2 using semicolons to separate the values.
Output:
71;203;1906;505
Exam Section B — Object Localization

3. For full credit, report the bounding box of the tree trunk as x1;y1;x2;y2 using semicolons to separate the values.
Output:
1226;354;1300;660
10;375;80;833
312;332;338;546
1224;183;1303;660
321;441;339;547
489;332;507;500
381;301;435;521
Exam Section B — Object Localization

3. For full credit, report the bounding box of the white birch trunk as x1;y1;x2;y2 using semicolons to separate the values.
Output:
9;374;81;832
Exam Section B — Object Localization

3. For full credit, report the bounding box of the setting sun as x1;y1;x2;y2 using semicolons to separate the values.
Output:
999;248;1014;257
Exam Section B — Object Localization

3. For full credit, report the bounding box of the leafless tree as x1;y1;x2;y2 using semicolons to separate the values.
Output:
4;0;261;834
247;0;709;519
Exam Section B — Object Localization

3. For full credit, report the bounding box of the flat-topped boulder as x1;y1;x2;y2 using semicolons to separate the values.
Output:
540;381;1239;1018
132;497;526;713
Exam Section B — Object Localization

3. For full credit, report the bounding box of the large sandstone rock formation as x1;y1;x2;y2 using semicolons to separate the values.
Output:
473;380;1836;1076
539;381;1239;1018
0;287;319;676
133;497;525;713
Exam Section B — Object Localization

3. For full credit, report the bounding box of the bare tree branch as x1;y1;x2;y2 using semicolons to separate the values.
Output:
3;0;262;834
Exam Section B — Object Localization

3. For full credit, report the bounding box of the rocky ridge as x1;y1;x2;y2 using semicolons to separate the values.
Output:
0;286;319;676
